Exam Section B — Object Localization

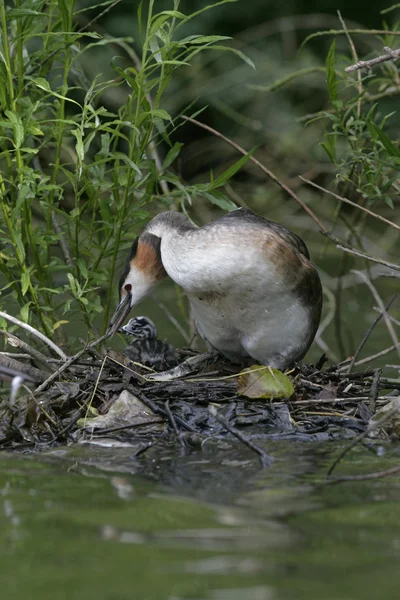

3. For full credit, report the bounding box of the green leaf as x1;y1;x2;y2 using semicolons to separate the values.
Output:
77;258;88;279
208;150;254;189
112;153;142;176
182;35;232;44
196;45;255;69
5;110;24;149
6;9;45;17
20;272;30;296
20;303;30;324
57;0;69;30
30;77;81;107
321;132;337;162
237;365;295;399
162;142;183;170
67;273;77;295
203;191;237;211
156;10;186;19
326;40;337;104
72;128;84;162
53;320;69;330
369;123;400;157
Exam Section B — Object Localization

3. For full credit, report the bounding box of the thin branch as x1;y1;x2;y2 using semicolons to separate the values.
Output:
0;311;67;360
182;115;327;232
156;300;190;343
327;398;400;477
345;46;400;73
352;270;400;360
336;244;400;272
0;354;45;382
337;344;398;371
0;329;55;368
347;294;397;373
300;177;400;232
208;404;274;468
338;11;362;117
77;0;122;34
34;331;110;394
327;464;400;484
164;400;186;448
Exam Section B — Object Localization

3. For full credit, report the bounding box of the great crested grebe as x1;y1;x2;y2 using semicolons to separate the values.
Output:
109;209;322;373
120;316;179;370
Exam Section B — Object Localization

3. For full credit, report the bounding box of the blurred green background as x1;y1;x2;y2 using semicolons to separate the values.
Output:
76;0;398;366
1;0;399;368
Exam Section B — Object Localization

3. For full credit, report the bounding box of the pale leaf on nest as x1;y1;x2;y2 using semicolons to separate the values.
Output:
237;365;294;400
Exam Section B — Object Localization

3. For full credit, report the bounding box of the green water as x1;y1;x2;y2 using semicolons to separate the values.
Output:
1;441;400;600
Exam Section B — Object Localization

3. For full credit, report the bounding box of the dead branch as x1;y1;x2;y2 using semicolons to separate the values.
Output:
345;46;400;73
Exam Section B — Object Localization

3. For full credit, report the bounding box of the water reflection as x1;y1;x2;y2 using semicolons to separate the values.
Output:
0;442;400;600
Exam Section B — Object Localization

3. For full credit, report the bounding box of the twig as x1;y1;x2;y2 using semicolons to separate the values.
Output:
78;0;122;34
34;332;110;394
322;230;400;273
84;354;107;422
0;354;46;382
208;405;274;468
336;245;400;272
0;352;31;360
373;308;400;327
327;464;400;484
164;400;186;448
133;389;197;433
156;301;190;343
345;46;400;73
182;115;327;233
338;344;398;371
90;421;162;435
338;11;362;117
347;294;397;373
353;270;400;360
0;330;56;370
326;399;400;477
368;368;381;415
300;177;400;232
292;396;392;405
0;311;67;360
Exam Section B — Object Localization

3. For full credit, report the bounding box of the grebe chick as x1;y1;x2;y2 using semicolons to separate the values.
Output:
109;208;322;372
120;316;179;370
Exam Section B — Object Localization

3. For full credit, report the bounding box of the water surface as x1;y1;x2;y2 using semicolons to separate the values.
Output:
1;440;400;600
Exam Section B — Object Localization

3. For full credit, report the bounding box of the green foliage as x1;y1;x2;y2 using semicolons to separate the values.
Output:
0;0;250;349
317;33;400;209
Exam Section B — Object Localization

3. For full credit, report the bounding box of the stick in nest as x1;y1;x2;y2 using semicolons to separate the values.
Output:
326;398;400;478
0;310;67;360
208;404;274;468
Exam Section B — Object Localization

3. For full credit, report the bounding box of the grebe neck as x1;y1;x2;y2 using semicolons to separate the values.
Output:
144;212;197;239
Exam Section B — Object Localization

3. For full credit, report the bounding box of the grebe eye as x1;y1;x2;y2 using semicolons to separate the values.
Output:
125;283;132;292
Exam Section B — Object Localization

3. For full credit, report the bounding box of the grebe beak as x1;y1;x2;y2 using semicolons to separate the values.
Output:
107;292;132;336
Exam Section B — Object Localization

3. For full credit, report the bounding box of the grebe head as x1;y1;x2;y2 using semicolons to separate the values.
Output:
120;316;157;340
108;232;166;334
108;212;195;334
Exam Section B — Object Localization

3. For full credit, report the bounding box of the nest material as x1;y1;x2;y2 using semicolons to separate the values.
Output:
0;344;398;458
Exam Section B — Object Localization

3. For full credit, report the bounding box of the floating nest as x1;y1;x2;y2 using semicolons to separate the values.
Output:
1;338;399;469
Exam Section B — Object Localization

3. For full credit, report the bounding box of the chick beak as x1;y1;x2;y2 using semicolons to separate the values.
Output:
107;292;132;336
